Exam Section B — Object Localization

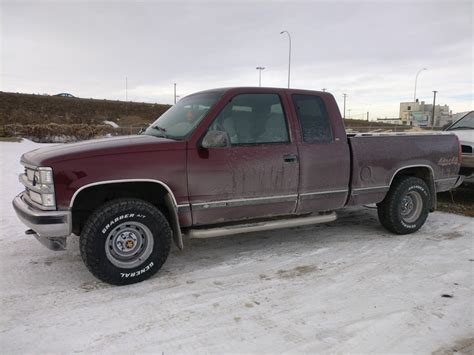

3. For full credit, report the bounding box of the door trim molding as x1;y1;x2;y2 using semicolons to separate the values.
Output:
191;194;298;210
299;189;348;200
351;186;390;195
191;188;355;210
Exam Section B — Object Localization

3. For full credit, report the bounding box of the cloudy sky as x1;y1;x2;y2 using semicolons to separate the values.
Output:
1;0;472;119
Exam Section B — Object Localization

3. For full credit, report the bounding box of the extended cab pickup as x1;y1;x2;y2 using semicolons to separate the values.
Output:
13;87;463;285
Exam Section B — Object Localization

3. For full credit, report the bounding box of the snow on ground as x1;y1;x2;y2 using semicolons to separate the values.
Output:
0;140;473;353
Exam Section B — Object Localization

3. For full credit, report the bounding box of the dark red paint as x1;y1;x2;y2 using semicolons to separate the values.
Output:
21;87;461;228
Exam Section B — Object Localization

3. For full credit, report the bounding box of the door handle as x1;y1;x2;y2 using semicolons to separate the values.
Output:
283;154;298;163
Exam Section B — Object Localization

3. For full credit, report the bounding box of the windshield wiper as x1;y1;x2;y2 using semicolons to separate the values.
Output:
138;124;149;135
150;125;169;138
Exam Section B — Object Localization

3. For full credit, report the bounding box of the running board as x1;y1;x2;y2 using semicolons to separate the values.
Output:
185;212;337;239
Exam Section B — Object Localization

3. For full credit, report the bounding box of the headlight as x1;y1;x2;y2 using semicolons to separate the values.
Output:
20;165;56;210
34;167;54;185
42;193;56;207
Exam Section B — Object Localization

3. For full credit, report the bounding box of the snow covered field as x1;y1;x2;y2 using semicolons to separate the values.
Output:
0;140;473;353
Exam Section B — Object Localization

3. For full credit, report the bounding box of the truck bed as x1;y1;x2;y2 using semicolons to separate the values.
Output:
346;132;461;206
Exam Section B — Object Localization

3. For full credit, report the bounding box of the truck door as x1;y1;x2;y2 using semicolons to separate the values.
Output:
187;92;299;226
290;93;351;212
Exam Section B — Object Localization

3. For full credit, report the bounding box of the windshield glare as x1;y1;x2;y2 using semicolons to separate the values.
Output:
448;111;474;130
143;93;221;139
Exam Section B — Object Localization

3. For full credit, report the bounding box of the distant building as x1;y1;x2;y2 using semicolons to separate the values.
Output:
376;118;402;125
399;100;452;127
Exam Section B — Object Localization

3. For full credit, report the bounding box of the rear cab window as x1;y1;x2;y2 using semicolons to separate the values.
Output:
292;94;333;144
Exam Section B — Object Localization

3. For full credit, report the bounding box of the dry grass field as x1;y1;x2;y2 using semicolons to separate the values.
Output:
0;91;170;141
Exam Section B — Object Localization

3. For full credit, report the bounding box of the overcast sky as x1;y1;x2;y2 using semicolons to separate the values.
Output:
1;0;473;119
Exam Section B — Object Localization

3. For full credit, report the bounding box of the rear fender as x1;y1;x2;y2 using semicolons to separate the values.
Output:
389;165;436;211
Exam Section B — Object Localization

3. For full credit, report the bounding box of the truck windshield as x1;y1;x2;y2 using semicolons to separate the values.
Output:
448;111;474;130
143;92;221;139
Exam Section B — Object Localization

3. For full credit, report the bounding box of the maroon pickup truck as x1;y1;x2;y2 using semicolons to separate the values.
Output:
13;87;463;285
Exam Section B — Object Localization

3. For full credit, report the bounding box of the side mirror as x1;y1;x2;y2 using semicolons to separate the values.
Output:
201;130;231;148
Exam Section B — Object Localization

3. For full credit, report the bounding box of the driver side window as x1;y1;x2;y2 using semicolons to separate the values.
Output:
209;93;289;145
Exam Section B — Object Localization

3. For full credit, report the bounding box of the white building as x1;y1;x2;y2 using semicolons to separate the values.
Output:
399;100;452;127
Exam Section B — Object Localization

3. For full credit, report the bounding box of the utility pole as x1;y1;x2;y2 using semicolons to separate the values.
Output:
125;76;128;101
256;67;265;87
280;31;292;88
174;83;177;104
431;90;437;127
367;111;369;122
342;93;347;119
348;109;352;119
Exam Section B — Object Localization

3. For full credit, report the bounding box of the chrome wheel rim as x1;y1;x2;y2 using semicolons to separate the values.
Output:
105;221;154;269
400;191;423;224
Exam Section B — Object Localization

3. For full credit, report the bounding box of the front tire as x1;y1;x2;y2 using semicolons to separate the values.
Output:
377;176;431;234
80;198;171;285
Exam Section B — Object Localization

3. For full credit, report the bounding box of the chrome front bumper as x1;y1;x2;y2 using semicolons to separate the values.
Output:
453;175;465;189
12;193;71;250
461;153;474;169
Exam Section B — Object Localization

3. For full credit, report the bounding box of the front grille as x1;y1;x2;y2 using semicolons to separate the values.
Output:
461;145;473;154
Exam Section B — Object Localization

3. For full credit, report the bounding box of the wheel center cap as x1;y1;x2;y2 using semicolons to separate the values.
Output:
401;196;413;214
115;231;139;252
125;240;135;249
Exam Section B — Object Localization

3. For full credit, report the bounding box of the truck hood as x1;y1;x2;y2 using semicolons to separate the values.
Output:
21;135;186;166
449;130;474;146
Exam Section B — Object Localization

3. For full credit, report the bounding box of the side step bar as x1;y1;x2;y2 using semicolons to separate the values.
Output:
185;212;337;239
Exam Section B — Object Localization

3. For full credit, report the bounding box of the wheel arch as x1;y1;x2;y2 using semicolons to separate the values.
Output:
70;179;183;249
388;165;436;211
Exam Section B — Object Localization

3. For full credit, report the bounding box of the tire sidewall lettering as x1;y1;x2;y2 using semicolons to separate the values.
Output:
120;261;154;278
400;183;428;229
99;211;155;277
101;213;148;235
378;177;430;235
400;220;417;229
407;184;428;197
80;199;171;285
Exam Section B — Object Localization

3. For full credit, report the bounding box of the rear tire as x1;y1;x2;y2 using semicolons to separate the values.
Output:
80;198;171;285
377;176;430;234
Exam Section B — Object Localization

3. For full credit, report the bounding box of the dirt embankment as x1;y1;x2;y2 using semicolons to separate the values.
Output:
343;118;420;133
0;91;171;141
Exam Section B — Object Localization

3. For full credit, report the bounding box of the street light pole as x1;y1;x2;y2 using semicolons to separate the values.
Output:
256;67;265;87
342;93;347;119
431;90;437;127
280;30;291;88
174;83;177;104
414;68;427;102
